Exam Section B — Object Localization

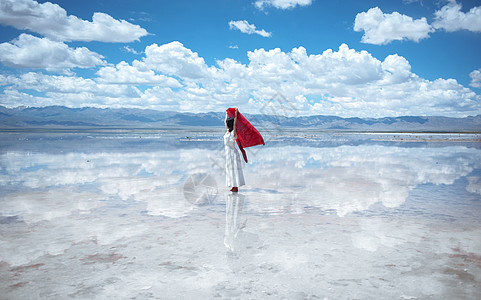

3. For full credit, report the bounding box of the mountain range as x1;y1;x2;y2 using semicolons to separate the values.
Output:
0;106;480;132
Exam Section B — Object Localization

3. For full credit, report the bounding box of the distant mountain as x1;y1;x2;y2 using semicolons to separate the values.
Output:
0;105;480;132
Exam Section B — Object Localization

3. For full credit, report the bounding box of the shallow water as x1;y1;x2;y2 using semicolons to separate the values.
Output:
1;130;480;299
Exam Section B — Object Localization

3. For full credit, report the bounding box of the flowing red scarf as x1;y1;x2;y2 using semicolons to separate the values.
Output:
226;108;264;163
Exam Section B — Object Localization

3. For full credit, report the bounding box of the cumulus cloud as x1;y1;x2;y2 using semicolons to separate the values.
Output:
143;41;214;79
3;72;97;93
0;0;148;42
244;44;477;116
1;42;480;117
0;34;105;73
255;0;312;10
96;61;182;87
433;1;481;32
229;20;272;37
469;69;481;88
0;71;147;108
354;7;433;45
355;2;481;45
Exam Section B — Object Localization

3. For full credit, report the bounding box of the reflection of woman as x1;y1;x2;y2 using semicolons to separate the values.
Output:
224;193;246;252
224;108;245;192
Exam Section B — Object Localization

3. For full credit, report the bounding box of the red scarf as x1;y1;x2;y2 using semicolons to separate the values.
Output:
226;108;265;163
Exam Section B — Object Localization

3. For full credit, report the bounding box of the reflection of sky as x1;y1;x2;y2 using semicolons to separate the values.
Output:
1;132;481;299
244;144;481;217
1;133;480;219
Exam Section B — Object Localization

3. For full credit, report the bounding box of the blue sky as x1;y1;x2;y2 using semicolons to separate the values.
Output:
0;0;480;117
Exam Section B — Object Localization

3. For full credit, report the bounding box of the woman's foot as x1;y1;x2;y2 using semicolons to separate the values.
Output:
230;187;238;192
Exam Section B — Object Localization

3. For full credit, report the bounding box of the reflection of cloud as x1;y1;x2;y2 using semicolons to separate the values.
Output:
0;188;104;224
351;218;423;252
87;217;149;246
99;176;179;201
1;135;481;300
246;145;481;216
309;167;408;216
0;218;86;266
1;149;213;189
0;213;149;266
1;142;480;219
466;176;481;195
0;184;151;266
137;188;194;218
350;217;481;269
0;147;223;219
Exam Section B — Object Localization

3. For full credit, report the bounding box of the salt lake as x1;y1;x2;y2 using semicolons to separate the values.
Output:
1;129;480;299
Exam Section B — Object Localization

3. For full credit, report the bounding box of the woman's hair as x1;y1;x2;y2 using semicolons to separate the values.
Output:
226;117;234;132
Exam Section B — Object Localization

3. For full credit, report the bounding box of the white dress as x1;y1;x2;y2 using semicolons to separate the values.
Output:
224;130;245;187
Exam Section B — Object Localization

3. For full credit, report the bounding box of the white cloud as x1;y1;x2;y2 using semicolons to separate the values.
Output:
354;7;433;45
229;20;272;38
255;0;312;10
355;2;481;45
0;0;148;42
124;46;142;55
433;1;481;32
96;61;182;87
143;41;215;79
380;54;413;84
469;69;481;88
0;71;145;108
0;34;105;73
1;42;480;117
4;72;98;93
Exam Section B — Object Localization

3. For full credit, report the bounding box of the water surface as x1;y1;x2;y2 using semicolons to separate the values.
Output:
1;130;480;299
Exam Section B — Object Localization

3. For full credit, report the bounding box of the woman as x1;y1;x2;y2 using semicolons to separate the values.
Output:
224;108;245;192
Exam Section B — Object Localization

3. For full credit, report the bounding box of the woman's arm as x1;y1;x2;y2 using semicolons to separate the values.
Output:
233;108;238;139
